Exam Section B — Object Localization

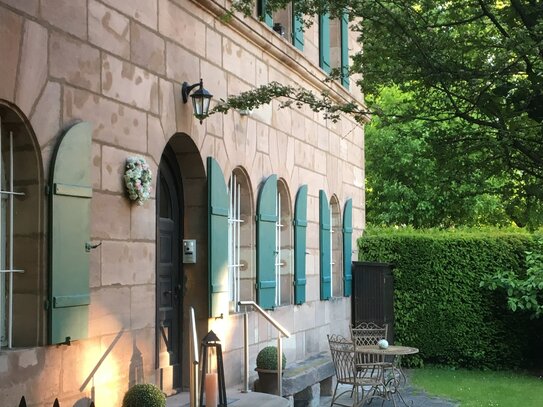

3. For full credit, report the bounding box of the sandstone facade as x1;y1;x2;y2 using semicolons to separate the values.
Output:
0;0;365;406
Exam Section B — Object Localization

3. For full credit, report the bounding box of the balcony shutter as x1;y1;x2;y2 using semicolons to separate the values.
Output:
258;0;273;27
343;199;353;296
207;157;229;318
256;175;277;309
340;12;350;88
319;190;331;300
49;121;92;345
319;14;331;74
293;11;304;51
293;185;308;305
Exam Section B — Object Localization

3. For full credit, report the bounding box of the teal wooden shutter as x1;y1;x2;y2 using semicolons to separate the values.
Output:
49;121;92;345
292;10;304;51
343;199;353;297
340;12;350;88
207;157;229;318
293;185;308;305
319;14;331;74
256;175;277;309
319;190;331;300
258;0;273;27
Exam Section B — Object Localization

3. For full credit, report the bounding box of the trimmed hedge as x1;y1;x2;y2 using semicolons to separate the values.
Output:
358;229;543;369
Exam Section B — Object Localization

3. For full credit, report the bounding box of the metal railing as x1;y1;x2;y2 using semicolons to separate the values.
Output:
238;301;291;396
189;307;199;407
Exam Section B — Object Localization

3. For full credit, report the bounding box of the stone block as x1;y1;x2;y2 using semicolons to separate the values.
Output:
15;20;47;116
50;32;101;92
0;7;22;101
64;87;147;153
89;286;131;337
102;54;159;113
41;0;87;39
159;78;177;139
131;284;155;330
165;40;200;85
102;145;129;193
101;0;157;29
89;0;130;59
158;0;205;57
293;383;320;407
130;198;156;240
131;22;165;74
30;82;61;150
91;192;131;239
206;27;222;66
1;0;39;15
223;37;256;85
101;241;155;286
320;375;336;396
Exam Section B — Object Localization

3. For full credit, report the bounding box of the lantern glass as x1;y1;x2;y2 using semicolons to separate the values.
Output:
191;87;213;121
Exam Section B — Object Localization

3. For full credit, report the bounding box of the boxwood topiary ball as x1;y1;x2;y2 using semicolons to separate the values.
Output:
122;383;166;407
256;346;287;370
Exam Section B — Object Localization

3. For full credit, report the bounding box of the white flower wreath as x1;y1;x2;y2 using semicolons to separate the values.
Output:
124;156;152;205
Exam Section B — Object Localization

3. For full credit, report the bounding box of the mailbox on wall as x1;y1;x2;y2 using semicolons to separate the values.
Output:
183;239;197;263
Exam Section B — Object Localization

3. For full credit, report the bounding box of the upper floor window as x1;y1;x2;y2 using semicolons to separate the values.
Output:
228;168;255;313
319;12;350;88
258;0;304;51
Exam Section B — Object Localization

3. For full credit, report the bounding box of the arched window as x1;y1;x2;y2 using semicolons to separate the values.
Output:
276;179;293;306
228;167;254;313
330;195;343;297
0;102;44;348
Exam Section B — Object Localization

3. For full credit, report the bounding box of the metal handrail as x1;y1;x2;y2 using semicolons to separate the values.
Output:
189;307;199;407
238;301;291;397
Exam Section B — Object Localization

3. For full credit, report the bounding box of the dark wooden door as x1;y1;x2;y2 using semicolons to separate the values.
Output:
156;152;183;389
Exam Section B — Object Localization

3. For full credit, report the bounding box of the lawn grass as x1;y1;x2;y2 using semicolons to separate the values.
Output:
410;367;543;407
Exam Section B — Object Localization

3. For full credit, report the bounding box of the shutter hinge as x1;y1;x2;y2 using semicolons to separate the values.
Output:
45;185;50;196
44;299;50;310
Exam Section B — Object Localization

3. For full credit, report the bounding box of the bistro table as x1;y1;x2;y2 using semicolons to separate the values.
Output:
354;345;419;406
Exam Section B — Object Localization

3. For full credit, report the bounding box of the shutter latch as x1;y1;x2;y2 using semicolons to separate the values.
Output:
85;241;102;252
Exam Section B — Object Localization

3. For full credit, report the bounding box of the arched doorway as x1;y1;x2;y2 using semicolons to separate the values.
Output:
156;146;183;390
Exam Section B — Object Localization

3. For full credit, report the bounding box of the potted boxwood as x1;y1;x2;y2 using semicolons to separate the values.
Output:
122;383;166;407
254;346;287;395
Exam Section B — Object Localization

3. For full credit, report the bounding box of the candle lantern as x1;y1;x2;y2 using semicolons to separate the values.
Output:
199;330;227;407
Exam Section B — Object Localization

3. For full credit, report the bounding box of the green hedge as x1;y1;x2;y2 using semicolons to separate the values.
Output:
357;229;543;369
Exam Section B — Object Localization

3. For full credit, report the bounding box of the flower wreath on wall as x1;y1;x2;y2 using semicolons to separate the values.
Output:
124;156;152;205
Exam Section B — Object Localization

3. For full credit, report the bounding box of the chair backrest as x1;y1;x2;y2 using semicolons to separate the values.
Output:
327;334;356;383
351;322;388;364
351;322;388;346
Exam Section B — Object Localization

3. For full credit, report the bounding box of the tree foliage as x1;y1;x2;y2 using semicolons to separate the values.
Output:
226;0;543;194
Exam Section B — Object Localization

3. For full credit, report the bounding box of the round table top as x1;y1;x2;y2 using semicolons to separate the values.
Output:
355;345;419;356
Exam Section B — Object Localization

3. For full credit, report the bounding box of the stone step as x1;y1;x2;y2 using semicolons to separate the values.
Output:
166;388;290;407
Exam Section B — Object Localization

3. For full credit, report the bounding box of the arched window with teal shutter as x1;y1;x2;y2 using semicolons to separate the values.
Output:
49;121;92;345
293;185;308;305
256;175;277;309
319;13;331;74
343;199;353;297
207;157;229;318
319;190;331;300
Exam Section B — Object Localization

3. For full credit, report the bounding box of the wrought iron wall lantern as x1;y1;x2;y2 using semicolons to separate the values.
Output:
182;78;213;124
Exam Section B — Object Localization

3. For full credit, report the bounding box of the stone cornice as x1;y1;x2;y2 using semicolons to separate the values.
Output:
189;0;370;124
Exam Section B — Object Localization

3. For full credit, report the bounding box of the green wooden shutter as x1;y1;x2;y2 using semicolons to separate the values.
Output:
207;157;229;318
256;175;277;309
319;190;331;300
292;10;304;51
49;121;92;345
343;199;353;297
258;0;273;27
293;185;308;305
340;12;350;88
319;14;331;74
